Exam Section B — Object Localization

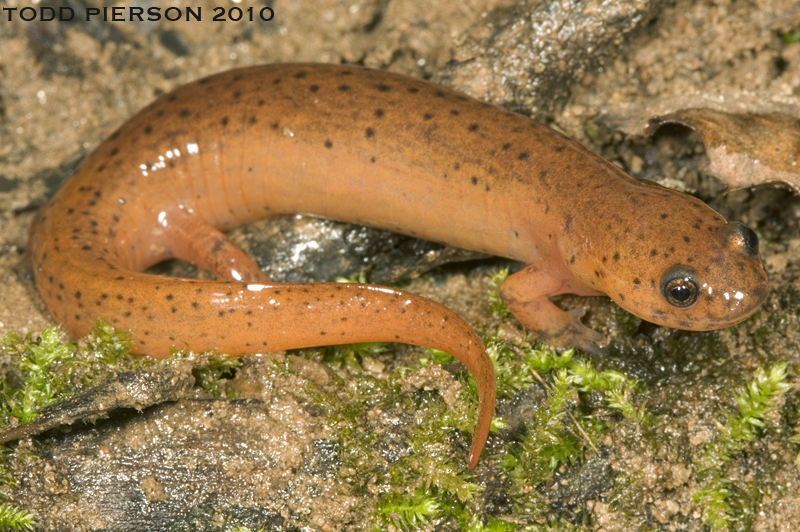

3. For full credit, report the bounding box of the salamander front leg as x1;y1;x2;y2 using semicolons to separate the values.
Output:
499;262;607;354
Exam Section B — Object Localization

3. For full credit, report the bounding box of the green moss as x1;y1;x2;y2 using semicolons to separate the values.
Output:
191;354;243;398
487;269;512;321
0;321;140;427
0;321;256;530
693;364;792;531
376;488;440;530
508;368;583;516
320;342;389;371
782;27;800;44
4;297;793;532
291;328;653;530
0;502;35;531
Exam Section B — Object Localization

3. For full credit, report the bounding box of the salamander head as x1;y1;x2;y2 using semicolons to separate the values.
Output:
640;221;768;329
570;198;768;331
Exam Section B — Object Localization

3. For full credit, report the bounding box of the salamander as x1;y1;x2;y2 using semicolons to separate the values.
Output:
27;63;769;467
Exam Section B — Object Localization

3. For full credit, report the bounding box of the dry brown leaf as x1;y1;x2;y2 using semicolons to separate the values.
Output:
646;108;800;191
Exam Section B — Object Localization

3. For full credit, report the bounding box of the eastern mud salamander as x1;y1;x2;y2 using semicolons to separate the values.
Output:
27;63;769;466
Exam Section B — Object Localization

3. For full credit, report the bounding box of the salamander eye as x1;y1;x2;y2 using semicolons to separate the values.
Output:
726;222;759;256
742;226;759;256
661;266;698;308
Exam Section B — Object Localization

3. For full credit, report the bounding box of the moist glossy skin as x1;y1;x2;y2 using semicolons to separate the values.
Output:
28;63;769;467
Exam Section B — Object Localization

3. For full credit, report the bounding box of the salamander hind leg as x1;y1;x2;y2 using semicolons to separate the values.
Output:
499;263;607;354
162;209;270;283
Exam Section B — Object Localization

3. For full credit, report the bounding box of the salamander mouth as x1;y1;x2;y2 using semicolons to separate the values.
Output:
667;283;767;331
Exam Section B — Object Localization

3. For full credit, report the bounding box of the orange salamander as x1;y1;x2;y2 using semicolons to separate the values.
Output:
28;63;769;467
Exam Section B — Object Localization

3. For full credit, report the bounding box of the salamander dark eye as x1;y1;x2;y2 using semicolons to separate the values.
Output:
726;222;759;256
661;266;698;308
742;226;759;256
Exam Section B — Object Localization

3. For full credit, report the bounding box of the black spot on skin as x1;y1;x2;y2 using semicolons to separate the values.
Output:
375;109;384;118
376;84;391;92
179;109;191;118
249;116;257;125
338;85;350;91
221;117;229;127
660;213;668;219
166;294;174;301
75;291;81;299
687;257;694;263
450;109;459;116
684;236;691;243
468;123;479;132
471;177;478;185
81;245;92;251
569;255;576;264
192;302;199;309
258;100;266;106
613;252;620;261
485;184;491;191
454;162;460;170
518;152;529;160
273;78;282;84
650;249;658;257
564;214;573;234
294;71;308;79
553;144;566;153
110;147;119;156
434;90;446;97
633;278;640;284
144;125;153;135
365;128;374;138
271;122;279;130
423;113;433;120
502;143;511;150
407;87;419;93
309;84;319;92
324;140;333;149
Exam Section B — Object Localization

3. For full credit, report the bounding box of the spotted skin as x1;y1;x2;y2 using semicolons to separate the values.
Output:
28;63;768;467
